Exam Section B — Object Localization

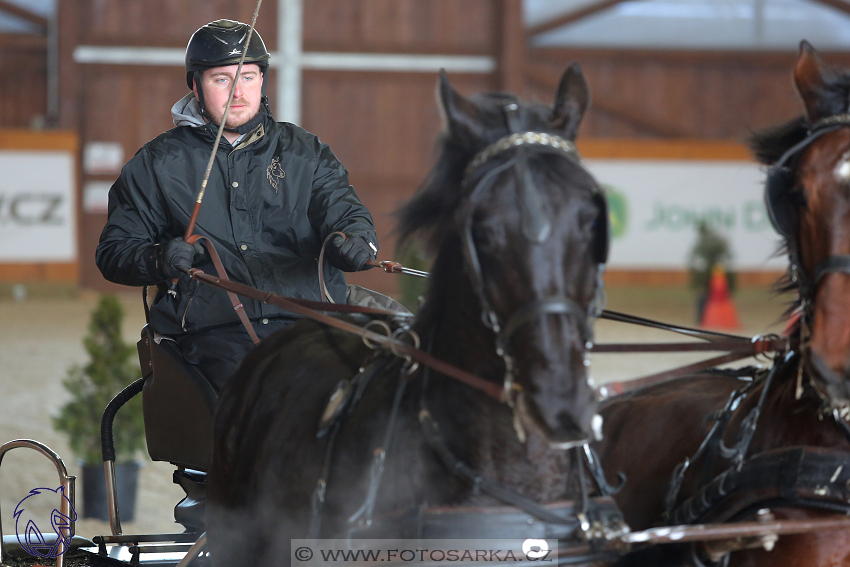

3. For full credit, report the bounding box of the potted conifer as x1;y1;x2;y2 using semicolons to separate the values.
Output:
52;294;145;521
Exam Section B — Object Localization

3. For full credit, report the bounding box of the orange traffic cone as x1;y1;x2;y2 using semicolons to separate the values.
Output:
700;265;741;330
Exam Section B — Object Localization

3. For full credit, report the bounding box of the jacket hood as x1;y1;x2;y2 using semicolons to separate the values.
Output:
171;93;206;128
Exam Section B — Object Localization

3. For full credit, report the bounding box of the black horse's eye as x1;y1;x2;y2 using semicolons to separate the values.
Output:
471;227;486;242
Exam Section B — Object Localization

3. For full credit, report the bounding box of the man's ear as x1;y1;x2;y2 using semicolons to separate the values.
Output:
192;71;201;99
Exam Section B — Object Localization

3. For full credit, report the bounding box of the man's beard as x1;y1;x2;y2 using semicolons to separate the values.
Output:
207;100;260;129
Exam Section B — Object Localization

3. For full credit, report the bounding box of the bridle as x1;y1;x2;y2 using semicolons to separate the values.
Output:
765;112;850;406
457;101;609;414
766;113;850;300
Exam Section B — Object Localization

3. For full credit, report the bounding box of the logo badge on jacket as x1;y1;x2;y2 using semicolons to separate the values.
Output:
266;158;286;193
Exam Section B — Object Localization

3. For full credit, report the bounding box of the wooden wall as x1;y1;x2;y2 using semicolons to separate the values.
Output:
56;0;504;295
526;47;850;139
0;34;47;128
8;0;845;295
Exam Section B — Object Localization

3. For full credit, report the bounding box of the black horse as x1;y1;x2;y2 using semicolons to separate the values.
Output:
206;66;611;566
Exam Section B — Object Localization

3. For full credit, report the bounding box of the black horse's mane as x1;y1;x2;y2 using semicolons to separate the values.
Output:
396;94;566;252
394;93;583;334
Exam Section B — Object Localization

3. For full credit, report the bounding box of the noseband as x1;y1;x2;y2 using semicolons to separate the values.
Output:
459;102;608;400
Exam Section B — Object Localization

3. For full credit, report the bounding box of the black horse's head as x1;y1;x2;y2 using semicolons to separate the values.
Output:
752;41;850;413
399;65;607;449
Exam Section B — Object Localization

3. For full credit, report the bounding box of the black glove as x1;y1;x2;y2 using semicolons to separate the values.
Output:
160;238;204;279
329;233;376;272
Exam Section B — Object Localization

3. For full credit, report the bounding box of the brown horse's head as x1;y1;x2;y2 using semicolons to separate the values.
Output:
399;65;607;448
754;41;850;413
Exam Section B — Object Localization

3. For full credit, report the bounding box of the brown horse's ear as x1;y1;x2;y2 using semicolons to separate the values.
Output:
794;40;833;123
550;63;590;138
436;69;485;142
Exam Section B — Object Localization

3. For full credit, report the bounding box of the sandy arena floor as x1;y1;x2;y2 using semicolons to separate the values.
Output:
0;284;794;543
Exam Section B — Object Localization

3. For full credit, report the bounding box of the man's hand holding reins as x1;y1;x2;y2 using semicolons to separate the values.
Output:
329;233;377;271
161;237;205;279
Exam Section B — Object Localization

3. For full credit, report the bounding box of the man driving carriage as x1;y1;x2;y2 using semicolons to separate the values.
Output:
96;19;378;390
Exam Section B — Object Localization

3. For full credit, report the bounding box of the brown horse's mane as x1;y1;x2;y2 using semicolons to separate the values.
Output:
746;68;850;314
746;118;808;316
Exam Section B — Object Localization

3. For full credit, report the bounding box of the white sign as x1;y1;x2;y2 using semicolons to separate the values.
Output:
83;181;112;213
0;151;77;262
83;141;124;174
586;159;784;270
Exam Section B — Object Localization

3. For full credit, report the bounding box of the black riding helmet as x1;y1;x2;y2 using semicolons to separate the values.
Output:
185;19;271;132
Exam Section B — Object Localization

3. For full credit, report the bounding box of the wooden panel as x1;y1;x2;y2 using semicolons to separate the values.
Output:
303;0;498;55
0;130;77;150
0;263;78;282
0;37;47;128
75;0;278;51
527;48;850;140
57;0;82;132
577;139;751;160
302;70;495;180
301;69;497;299
499;0;525;92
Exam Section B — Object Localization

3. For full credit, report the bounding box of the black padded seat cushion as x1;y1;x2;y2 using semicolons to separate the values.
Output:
138;325;218;471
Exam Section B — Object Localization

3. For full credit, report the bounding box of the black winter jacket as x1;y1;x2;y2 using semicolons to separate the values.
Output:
96;111;377;336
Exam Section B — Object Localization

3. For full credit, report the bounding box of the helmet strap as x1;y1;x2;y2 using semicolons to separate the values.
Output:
193;70;210;121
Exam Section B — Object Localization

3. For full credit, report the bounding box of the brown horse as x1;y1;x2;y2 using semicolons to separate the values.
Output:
595;41;850;567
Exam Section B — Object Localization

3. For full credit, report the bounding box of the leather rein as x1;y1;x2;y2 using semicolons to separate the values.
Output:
183;236;795;403
181;122;608;403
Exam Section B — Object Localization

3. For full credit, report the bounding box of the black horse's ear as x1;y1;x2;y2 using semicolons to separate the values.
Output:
794;40;834;123
436;69;485;143
550;63;590;139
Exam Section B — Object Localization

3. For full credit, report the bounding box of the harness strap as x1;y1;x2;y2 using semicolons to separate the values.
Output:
599;309;752;343
814;255;850;286
602;352;758;398
318;231;346;303
418;408;580;527
309;357;392;539
347;363;412;531
669;446;850;526
500;296;588;345
187;235;260;345
187;268;505;400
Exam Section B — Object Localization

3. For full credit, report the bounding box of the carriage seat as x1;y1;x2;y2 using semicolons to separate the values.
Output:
137;324;217;531
137;324;218;471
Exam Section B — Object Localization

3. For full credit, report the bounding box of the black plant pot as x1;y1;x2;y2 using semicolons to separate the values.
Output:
81;462;140;522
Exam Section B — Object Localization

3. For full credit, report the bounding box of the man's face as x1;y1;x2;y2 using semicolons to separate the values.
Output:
194;63;263;129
